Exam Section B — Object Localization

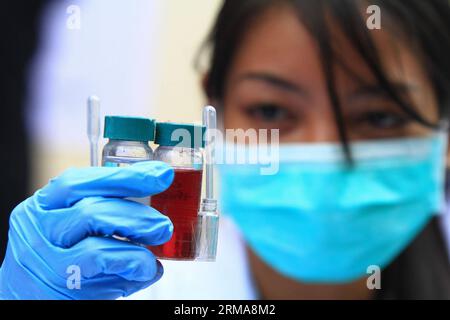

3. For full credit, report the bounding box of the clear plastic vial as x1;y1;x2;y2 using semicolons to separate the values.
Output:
101;116;155;242
101;116;155;167
149;122;206;260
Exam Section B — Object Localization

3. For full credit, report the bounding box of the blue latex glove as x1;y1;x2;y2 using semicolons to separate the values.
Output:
0;161;174;300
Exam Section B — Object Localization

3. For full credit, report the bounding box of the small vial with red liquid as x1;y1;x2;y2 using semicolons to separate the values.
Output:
149;122;205;260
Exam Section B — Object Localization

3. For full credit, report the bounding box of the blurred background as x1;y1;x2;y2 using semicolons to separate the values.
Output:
1;0;221;258
30;0;221;189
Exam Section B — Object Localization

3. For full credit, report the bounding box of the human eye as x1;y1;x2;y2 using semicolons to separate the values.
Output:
244;102;294;123
358;110;410;129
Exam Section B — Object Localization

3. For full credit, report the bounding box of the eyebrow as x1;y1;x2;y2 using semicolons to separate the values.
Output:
235;72;310;99
348;82;418;102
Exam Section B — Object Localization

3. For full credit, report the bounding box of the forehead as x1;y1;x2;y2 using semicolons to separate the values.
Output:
227;4;430;92
227;5;324;86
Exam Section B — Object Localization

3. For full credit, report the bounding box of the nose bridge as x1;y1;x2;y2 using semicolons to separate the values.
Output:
301;99;343;143
310;110;342;143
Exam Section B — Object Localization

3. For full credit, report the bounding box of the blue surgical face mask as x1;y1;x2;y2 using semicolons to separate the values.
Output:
218;134;447;283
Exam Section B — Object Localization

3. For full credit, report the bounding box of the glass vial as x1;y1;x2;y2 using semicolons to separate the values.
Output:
101;115;155;242
101;116;155;167
149;122;205;260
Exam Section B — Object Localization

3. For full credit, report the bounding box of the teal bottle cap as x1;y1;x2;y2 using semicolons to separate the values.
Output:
104;116;155;142
155;122;206;148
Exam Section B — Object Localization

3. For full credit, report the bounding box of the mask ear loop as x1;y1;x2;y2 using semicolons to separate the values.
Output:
436;120;450;204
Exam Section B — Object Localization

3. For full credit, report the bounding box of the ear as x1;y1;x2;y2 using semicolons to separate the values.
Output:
201;73;212;103
201;72;221;106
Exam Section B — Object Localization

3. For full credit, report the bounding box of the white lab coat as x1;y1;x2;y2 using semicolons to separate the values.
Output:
125;217;259;300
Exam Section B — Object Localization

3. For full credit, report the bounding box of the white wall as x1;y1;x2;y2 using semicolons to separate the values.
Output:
28;0;222;190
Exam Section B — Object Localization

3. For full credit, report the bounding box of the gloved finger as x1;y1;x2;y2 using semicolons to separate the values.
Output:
66;272;160;300
36;161;174;210
59;237;163;299
62;236;163;283
40;197;173;248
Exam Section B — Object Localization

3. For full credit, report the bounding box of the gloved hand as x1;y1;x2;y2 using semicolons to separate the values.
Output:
0;161;174;300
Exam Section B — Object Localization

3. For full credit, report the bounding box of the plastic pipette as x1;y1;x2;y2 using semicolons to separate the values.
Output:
87;96;101;167
203;105;216;202
196;105;219;261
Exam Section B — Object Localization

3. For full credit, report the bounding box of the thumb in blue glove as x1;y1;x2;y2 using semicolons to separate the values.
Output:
0;161;174;300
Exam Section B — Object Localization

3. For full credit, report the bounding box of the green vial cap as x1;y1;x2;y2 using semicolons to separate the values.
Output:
104;116;155;142
155;122;206;148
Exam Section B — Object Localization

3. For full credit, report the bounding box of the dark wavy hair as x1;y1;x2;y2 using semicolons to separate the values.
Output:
200;0;450;158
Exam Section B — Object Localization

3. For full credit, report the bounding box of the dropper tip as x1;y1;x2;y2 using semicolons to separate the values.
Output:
88;95;100;104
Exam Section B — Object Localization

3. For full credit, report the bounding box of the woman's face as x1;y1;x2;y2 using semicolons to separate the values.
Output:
221;4;438;143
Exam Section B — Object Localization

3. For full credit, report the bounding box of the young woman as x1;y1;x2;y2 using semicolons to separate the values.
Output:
1;0;449;299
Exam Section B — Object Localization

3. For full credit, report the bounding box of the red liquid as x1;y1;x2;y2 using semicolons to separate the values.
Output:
149;168;203;260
